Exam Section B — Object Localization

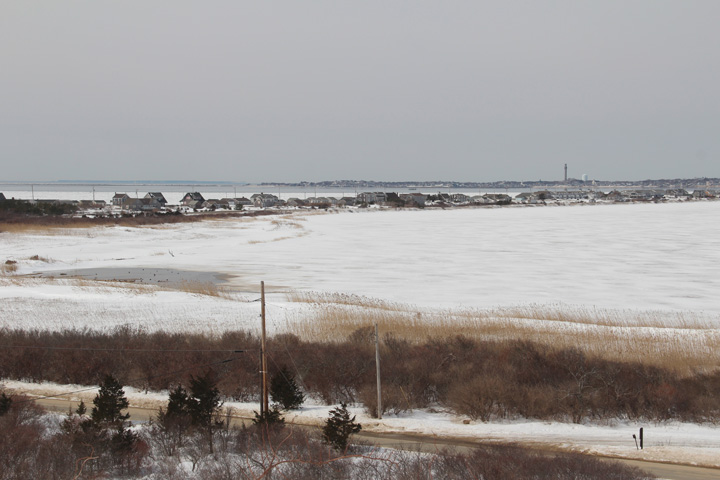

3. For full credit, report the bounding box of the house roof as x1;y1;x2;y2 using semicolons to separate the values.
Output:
182;192;205;202
145;192;167;202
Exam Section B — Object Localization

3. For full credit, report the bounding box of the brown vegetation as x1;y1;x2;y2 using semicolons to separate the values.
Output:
0;208;287;234
1;327;719;424
1;260;18;275
286;295;720;375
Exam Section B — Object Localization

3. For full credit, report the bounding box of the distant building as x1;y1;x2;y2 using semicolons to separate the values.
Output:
0;192;5;202
286;198;307;207
305;197;330;207
625;190;664;200
203;199;230;209
145;192;167;206
399;193;426;207
482;193;512;204
665;189;690;198
112;193;131;206
357;192;387;204
251;193;279;208
553;191;588;201
450;193;471;204
471;195;494;205
602;190;627;202
181;192;205;206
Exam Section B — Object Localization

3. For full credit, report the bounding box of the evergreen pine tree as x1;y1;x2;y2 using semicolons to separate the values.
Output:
269;365;305;410
252;406;285;426
187;373;222;428
186;372;223;454
322;403;361;451
165;385;191;420
91;375;130;429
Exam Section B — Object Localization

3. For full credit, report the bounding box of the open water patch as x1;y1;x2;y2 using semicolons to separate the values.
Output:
32;267;230;286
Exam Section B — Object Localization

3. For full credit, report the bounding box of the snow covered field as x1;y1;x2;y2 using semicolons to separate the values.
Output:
3;201;720;323
2;201;720;364
3;201;720;468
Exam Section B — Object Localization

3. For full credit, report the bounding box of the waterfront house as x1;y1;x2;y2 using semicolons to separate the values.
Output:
181;192;205;206
145;192;167;206
112;193;130;206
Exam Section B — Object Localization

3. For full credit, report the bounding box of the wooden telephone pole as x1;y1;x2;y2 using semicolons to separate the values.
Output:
376;323;382;419
260;281;269;416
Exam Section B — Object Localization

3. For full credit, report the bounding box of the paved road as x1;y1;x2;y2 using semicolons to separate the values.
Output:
355;430;720;480
36;398;720;480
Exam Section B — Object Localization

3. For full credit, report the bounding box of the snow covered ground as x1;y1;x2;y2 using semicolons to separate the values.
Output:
2;201;720;467
3;201;720;315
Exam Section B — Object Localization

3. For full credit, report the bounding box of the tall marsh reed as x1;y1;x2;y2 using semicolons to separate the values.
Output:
287;291;720;375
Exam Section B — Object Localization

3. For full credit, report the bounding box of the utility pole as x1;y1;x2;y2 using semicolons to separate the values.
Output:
375;323;382;419
260;281;269;416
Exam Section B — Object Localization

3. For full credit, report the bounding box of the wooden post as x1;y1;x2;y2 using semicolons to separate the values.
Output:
261;281;268;416
639;427;643;450
375;323;382;420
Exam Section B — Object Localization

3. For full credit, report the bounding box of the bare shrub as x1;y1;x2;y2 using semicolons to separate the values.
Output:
446;373;506;421
1;260;18;275
2;328;720;424
0;395;79;479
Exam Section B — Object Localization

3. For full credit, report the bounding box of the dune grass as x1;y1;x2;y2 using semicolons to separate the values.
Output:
287;291;720;375
172;279;237;299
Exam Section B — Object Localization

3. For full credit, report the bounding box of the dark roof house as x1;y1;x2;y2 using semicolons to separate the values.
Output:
181;192;205;206
145;192;167;205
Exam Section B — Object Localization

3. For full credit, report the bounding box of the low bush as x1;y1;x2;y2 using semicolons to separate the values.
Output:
1;328;719;423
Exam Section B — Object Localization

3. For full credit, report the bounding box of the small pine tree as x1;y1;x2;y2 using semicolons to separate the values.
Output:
75;400;87;416
158;373;223;453
156;384;193;436
187;373;222;428
252;406;285;426
269;365;305;410
322;403;361;451
165;385;191;421
91;375;130;429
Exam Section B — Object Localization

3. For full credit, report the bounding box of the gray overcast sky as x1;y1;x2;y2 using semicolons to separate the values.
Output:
1;1;719;183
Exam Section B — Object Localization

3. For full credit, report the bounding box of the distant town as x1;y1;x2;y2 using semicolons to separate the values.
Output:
260;176;720;191
2;180;720;215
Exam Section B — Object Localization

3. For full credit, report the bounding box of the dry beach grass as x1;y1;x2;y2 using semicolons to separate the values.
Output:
288;291;720;375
